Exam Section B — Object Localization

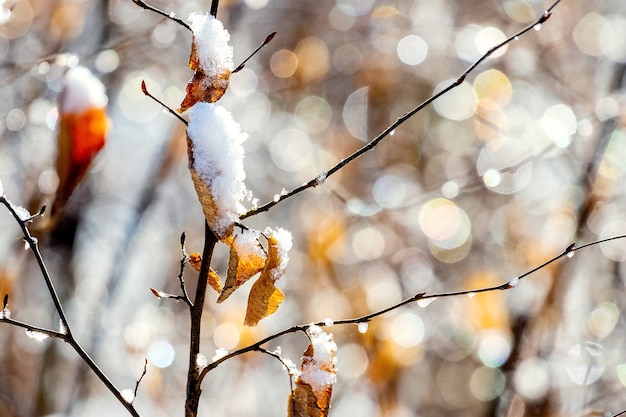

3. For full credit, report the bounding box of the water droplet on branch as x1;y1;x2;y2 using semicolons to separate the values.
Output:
357;322;369;334
417;297;437;307
121;389;135;404
25;329;49;341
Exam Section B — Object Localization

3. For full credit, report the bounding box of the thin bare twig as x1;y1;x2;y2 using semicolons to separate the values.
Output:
141;80;188;126
233;32;277;73
241;0;561;220
132;359;148;402
131;0;191;31
210;0;219;17
199;234;624;379
178;232;193;307
0;317;66;340
257;347;297;391
0;196;141;417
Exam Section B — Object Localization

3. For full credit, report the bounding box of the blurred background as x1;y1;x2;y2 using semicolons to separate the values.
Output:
1;0;626;416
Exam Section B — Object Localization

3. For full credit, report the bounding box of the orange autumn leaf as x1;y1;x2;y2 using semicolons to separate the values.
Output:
188;252;203;272
207;268;223;293
179;64;230;112
179;13;233;112
288;325;337;417
188;251;223;293
217;230;266;303
244;229;291;325
53;66;107;218
243;274;284;326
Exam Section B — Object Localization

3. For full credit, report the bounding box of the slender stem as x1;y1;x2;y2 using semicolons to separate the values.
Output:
242;0;561;220
0;317;66;339
141;80;188;126
131;0;191;31
185;222;217;417
233;32;277;73
199;235;624;377
210;0;219;17
0;198;141;417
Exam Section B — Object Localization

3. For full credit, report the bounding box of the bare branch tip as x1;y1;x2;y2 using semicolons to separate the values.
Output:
265;31;277;44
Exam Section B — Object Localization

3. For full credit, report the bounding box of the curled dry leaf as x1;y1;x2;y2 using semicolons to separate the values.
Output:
218;229;266;303
188;251;223;293
188;252;202;272
288;325;337;417
243;273;284;326
244;229;292;326
179;60;230;111
179;13;233;112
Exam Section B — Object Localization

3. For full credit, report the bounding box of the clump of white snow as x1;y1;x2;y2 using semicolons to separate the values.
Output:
187;102;249;237
61;66;107;114
233;228;264;260
299;325;337;396
264;227;292;280
188;12;234;75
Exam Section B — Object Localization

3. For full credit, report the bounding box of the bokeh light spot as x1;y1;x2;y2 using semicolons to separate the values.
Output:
397;34;428;66
213;323;240;350
473;69;512;109
391;312;425;347
566;342;605;385
587;302;619;339
477;330;511;368
295;37;329;82
294;96;332;134
270;49;298;78
148;340;175;368
433;80;477;121
372;175;406;208
513;357;550;400
352;226;385;260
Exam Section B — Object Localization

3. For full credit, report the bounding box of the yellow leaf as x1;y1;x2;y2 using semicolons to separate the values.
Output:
242;228;292;325
208;268;223;293
243;274;284;326
188;251;223;293
188;252;202;272
218;230;266;303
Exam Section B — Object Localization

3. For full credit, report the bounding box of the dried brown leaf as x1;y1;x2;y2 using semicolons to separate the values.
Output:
178;39;230;112
218;231;266;303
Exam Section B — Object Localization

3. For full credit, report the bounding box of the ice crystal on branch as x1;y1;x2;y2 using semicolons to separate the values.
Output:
186;103;249;239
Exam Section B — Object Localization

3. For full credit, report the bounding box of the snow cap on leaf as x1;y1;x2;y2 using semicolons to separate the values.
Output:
180;13;234;111
53;66;108;218
288;325;337;417
186;102;249;239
